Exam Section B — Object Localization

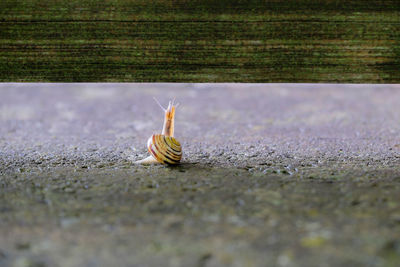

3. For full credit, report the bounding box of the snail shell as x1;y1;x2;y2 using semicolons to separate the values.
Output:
147;134;182;165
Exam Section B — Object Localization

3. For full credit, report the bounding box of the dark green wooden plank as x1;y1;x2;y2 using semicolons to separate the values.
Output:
0;0;399;82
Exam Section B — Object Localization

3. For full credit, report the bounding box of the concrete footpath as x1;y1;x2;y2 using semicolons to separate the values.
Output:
0;84;400;267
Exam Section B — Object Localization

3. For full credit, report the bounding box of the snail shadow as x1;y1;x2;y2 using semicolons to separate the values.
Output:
169;162;208;172
133;160;234;174
166;161;221;173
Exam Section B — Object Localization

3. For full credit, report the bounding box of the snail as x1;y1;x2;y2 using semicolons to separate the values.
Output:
135;98;182;165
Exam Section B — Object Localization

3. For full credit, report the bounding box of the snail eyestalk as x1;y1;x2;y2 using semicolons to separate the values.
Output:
135;99;182;165
162;100;176;137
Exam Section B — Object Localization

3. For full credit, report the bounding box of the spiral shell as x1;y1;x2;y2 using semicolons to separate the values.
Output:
147;134;182;165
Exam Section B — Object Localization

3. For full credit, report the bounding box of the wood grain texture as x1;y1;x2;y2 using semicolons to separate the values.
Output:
0;0;399;82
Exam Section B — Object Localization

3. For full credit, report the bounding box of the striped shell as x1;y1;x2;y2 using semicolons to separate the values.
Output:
147;134;182;165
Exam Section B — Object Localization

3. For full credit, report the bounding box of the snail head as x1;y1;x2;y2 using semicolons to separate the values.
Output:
153;98;179;137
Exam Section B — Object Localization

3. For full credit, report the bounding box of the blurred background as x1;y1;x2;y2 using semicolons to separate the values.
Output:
0;0;399;82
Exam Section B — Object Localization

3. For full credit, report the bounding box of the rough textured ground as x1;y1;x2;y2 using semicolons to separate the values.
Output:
1;0;400;82
1;83;400;267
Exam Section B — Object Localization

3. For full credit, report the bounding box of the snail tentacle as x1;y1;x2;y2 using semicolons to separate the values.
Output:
153;97;166;112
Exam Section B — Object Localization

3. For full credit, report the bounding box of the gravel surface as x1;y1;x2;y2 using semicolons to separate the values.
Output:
1;83;400;171
1;83;400;267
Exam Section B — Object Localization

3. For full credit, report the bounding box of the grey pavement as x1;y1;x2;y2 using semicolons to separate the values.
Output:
1;83;399;172
1;84;400;267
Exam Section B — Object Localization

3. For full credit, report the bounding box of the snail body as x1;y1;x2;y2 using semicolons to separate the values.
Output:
135;99;182;165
